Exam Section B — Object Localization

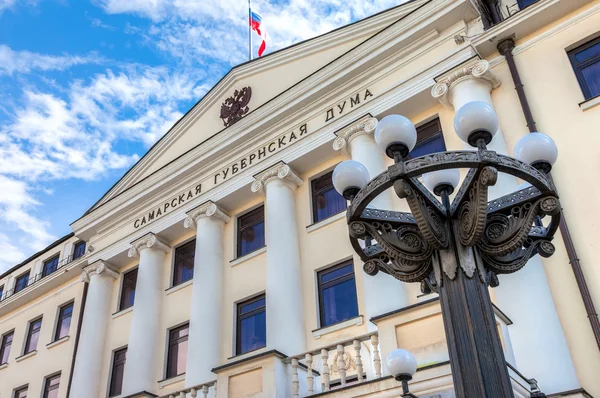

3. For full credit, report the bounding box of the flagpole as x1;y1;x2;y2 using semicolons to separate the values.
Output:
248;0;253;60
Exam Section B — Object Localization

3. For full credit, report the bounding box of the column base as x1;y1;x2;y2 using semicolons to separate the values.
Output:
122;391;159;398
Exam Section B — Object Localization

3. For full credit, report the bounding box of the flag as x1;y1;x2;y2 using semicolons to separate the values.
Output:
249;9;267;57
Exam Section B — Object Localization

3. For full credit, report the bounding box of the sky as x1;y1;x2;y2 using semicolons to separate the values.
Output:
0;0;405;272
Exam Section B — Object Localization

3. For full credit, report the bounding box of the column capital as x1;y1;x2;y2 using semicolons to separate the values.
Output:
80;261;119;283
128;233;170;258
332;116;378;157
251;161;303;194
183;200;230;229
432;60;501;108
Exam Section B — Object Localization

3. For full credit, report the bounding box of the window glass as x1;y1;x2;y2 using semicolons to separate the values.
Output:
72;241;86;260
237;206;265;257
109;348;127;397
0;285;4;300
318;262;359;327
237;295;266;354
173;240;195;286
569;37;600;100
311;171;347;223
14;272;30;294
166;324;189;378
517;0;537;9
24;318;42;354
581;62;600;98
43;256;60;277
407;118;446;159
55;303;73;341
119;268;138;311
43;374;60;398
14;386;28;398
0;331;13;364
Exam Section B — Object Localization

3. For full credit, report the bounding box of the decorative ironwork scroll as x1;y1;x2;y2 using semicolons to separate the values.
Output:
220;87;252;127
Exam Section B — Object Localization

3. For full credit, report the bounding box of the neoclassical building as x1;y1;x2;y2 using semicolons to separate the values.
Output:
2;0;600;397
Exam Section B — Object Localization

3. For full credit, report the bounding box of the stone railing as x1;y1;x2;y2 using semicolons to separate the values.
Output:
158;380;216;398
285;332;381;397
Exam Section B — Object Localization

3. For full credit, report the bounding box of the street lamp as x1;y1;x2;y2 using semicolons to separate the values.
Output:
334;101;560;397
386;349;418;397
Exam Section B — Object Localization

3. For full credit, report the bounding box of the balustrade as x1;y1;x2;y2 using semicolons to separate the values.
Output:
159;380;216;398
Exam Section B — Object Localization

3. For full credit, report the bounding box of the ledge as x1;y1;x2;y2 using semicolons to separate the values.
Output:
0;363;7;370
230;246;266;267
158;373;186;389
312;316;363;339
306;211;346;233
213;349;287;373
370;297;440;324
112;306;133;319
580;95;600;112
15;350;37;362
47;335;70;349
166;279;193;295
122;391;158;398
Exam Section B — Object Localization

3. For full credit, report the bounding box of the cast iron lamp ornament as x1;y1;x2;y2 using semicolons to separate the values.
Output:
334;101;560;398
386;349;419;397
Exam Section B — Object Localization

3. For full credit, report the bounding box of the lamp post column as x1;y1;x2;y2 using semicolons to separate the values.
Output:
334;116;410;323
252;162;306;354
122;233;171;397
70;261;119;398
183;201;230;387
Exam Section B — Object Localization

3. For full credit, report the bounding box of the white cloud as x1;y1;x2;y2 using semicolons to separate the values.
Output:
0;45;105;75
0;233;26;272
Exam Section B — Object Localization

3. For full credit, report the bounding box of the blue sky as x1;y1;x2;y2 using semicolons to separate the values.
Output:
0;0;402;271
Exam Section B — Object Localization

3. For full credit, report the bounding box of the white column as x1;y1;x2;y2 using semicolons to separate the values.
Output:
252;162;306;355
433;60;579;392
183;201;230;386
70;261;119;398
333;117;409;324
122;233;171;397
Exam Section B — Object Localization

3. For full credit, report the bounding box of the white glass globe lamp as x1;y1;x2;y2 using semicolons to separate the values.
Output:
454;101;499;147
332;160;370;200
386;348;417;382
513;132;558;173
374;115;417;159
423;169;461;196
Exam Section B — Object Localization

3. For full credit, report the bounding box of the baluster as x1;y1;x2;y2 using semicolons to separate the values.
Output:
292;358;300;397
190;387;198;398
305;353;314;394
321;348;331;391
201;385;208;398
179;392;185;398
337;345;347;387
371;334;382;378
353;340;364;381
168;395;174;398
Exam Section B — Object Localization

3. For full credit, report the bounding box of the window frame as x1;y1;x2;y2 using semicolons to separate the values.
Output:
42;372;61;398
13;385;28;398
568;35;600;100
42;254;60;278
0;329;14;364
165;322;190;379
0;284;4;300
171;239;196;287
236;205;266;258
118;267;138;312
72;241;86;260
53;301;74;342
236;294;267;355
108;346;127;397
14;271;30;294
317;260;359;328
310;170;347;224
23;317;43;354
405;117;446;160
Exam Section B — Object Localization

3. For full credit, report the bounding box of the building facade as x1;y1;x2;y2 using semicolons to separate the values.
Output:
2;0;600;397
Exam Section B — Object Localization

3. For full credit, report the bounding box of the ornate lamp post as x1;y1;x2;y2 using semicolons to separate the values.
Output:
386;349;419;397
333;101;560;398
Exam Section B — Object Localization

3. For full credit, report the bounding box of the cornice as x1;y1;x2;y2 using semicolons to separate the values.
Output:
80;261;119;282
128;233;171;258
183;200;230;229
431;59;501;108
251;161;303;194
333;115;378;157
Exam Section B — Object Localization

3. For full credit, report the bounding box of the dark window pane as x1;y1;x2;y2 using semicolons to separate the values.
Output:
320;264;354;283
15;386;28;398
15;272;30;294
43;256;60;277
109;348;127;397
237;206;265;257
167;324;189;378
0;285;4;300
0;331;13;364
119;269;138;311
312;172;347;223
318;262;359;327
43;374;60;398
173;240;196;286
517;0;537;9
73;242;86;260
55;303;73;341
409;135;447;158
581;62;600;98
25;318;42;353
575;41;600;63
240;298;266;314
237;295;266;355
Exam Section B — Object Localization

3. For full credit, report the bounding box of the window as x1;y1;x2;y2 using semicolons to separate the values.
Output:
172;240;195;287
14;386;28;398
406;118;446;159
119;268;138;311
24;318;42;354
1;331;13;364
54;302;73;341
318;261;359;327
0;285;3;300
569;36;600;100
72;241;86;260
109;348;127;397
517;0;537;8
236;295;266;355
166;324;189;378
237;206;265;257
14;272;30;294
43;374;60;398
311;171;347;223
42;255;60;277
